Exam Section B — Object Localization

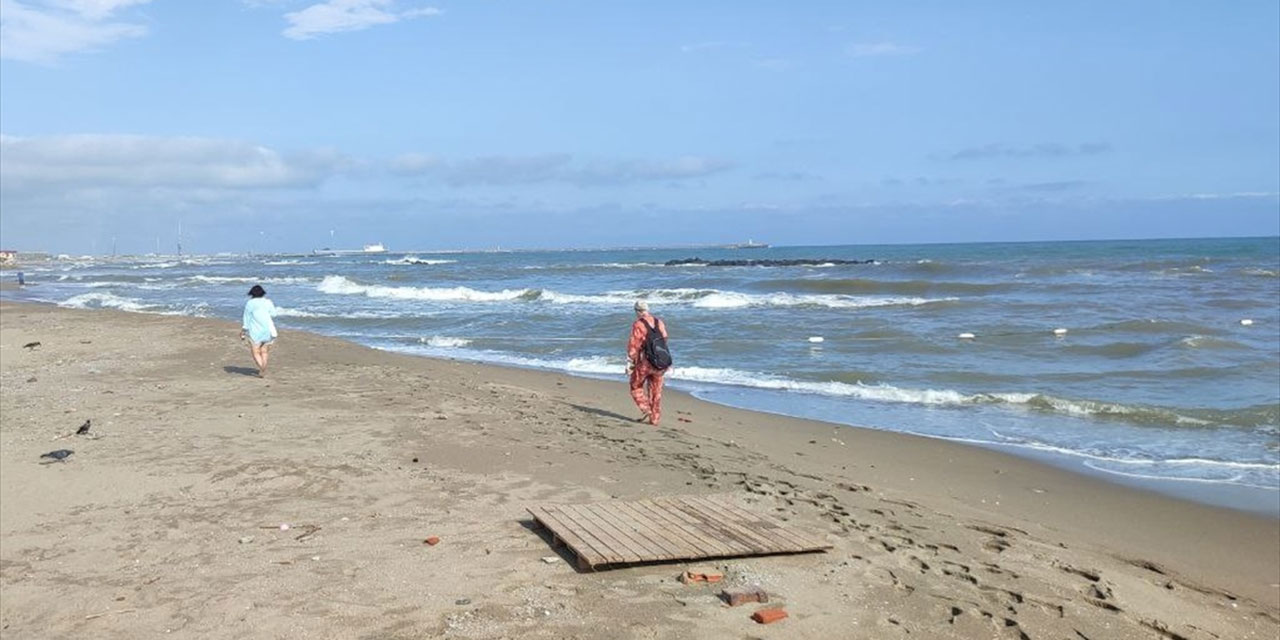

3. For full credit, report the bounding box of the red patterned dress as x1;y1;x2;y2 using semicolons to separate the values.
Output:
627;313;668;425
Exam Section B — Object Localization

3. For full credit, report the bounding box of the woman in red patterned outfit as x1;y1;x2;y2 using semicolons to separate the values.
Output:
627;300;669;426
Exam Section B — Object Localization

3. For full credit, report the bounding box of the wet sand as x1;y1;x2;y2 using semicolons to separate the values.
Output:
1;301;1277;639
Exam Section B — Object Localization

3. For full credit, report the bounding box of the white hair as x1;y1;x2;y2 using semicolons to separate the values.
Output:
634;300;649;312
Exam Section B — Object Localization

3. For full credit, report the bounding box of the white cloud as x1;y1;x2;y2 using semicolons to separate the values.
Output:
0;0;152;63
389;152;734;186
282;0;440;40
0;134;350;190
846;41;920;58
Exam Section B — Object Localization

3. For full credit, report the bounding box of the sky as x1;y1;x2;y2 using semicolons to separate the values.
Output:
1;0;1277;255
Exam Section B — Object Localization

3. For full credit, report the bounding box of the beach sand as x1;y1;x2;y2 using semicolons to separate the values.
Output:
1;301;1276;639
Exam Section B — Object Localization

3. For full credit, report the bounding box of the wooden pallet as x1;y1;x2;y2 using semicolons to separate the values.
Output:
527;495;832;570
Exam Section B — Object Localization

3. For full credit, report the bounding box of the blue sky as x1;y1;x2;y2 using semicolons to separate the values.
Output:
1;1;1277;254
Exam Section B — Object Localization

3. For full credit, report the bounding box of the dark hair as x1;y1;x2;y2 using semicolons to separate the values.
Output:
248;285;266;298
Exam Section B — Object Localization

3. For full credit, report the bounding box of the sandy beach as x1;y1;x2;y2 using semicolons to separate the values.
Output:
1;301;1276;639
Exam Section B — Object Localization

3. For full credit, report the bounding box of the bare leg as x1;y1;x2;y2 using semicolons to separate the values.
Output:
247;342;264;373
259;343;271;377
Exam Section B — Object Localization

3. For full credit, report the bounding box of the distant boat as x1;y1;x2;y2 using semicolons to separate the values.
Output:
312;243;389;256
723;239;770;249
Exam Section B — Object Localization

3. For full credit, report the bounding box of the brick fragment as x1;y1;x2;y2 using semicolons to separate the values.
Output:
721;587;769;607
679;567;724;584
424;536;440;546
751;608;788;624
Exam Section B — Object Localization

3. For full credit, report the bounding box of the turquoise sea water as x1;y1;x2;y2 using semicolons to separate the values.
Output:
6;237;1278;514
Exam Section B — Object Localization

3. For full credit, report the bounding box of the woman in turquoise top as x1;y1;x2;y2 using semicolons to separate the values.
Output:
240;285;278;377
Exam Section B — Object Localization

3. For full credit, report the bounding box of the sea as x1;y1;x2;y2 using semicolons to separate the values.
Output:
5;237;1278;515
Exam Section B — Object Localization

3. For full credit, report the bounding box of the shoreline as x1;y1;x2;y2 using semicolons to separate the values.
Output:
12;295;1278;516
2;301;1277;638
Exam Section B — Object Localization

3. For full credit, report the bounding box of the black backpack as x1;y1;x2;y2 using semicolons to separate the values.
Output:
642;318;673;370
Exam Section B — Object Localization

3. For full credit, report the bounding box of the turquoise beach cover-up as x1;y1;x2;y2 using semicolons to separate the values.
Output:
242;298;278;344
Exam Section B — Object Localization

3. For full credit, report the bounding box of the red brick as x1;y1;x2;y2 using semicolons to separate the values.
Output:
679;567;724;584
751;608;788;624
721;587;769;607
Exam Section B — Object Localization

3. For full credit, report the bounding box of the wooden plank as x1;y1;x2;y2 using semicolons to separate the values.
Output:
586;501;675;563
663;496;777;553
609;501;701;559
527;507;610;568
579;502;673;561
536;505;628;566
645;497;748;556
614;501;708;560
705;497;831;549
631;499;736;558
670;497;782;553
555;504;643;565
537;505;623;564
592;502;685;560
656;496;768;554
559;504;650;563
695;496;822;550
529;506;609;568
528;494;832;570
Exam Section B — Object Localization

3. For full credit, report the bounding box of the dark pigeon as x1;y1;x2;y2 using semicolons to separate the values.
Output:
40;449;74;462
23;341;41;350
75;420;91;435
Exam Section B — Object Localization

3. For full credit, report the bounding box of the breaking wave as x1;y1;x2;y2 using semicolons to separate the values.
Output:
317;276;954;309
318;275;530;302
58;292;207;316
383;256;458;266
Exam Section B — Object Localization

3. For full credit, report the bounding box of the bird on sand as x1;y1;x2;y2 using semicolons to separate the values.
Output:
40;449;74;462
75;420;91;435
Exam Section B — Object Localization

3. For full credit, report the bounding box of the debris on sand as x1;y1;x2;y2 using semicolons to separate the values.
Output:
751;608;788;624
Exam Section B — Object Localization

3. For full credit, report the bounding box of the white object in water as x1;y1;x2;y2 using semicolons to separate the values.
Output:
808;336;825;343
1053;328;1068;336
957;332;976;340
1240;319;1254;326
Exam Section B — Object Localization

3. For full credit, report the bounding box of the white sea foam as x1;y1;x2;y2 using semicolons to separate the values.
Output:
420;336;472;348
274;307;326;318
318;277;957;310
367;343;1226;428
384;256;458;266
1242;268;1278;277
60;292;151;312
264;259;317;266
57;292;208;316
520;262;664;270
538;290;639;305
318;275;530;301
936;430;1279;487
128;259;231;269
190;276;314;285
689;291;951;309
